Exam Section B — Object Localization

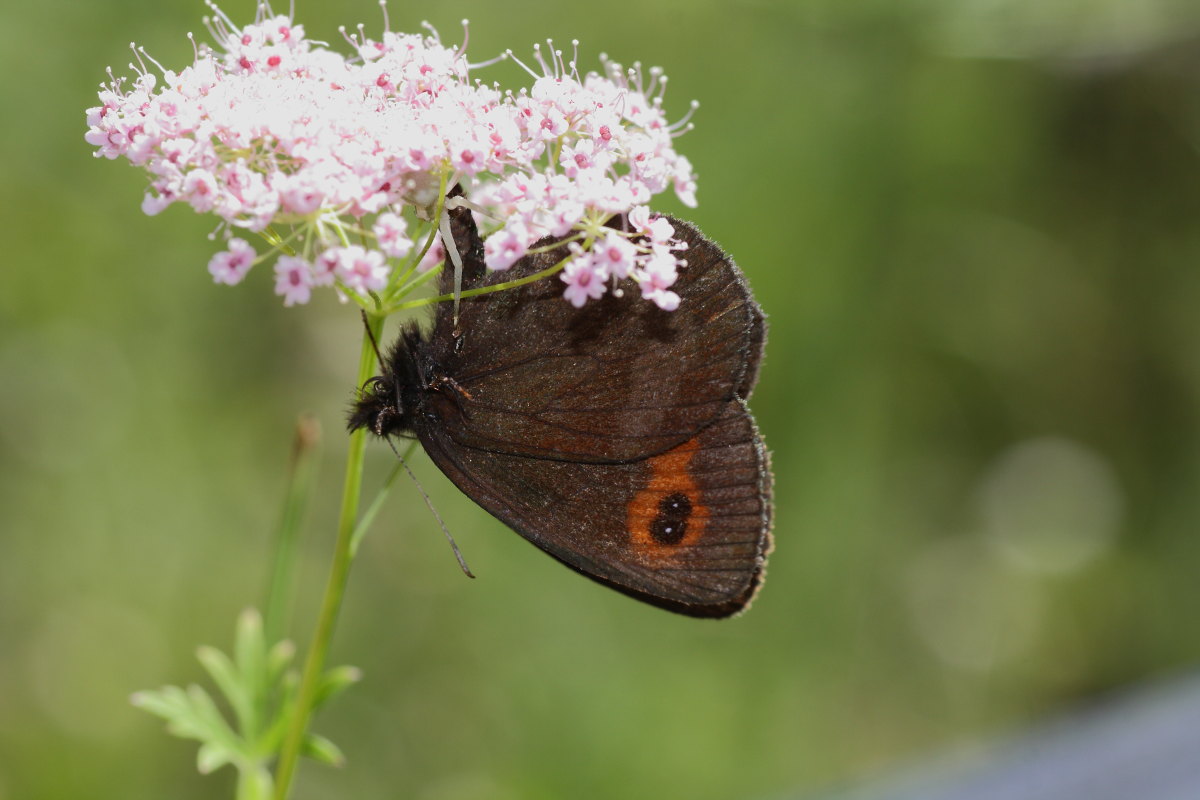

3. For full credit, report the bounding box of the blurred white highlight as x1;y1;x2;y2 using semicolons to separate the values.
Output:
978;436;1123;575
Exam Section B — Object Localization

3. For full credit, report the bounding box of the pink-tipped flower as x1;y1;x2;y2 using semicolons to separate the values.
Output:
561;254;607;308
638;249;681;311
208;238;256;285
594;230;638;280
274;255;313;306
278;173;325;216
484;224;532;271
312;249;339;286
333;246;389;294
672;155;698;208
182;169;219;213
374;212;414;259
560;139;610;178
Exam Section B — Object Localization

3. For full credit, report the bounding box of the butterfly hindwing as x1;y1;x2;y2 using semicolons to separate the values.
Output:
418;398;772;617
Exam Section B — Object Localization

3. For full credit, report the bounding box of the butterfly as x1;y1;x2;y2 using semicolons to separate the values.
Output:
349;202;772;617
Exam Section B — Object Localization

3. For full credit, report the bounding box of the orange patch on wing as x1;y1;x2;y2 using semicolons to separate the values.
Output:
627;436;710;560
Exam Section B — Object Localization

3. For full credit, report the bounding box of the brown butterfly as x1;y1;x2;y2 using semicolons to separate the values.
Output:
349;203;772;617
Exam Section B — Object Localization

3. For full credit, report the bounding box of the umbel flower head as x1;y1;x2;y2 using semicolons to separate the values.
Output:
85;2;701;311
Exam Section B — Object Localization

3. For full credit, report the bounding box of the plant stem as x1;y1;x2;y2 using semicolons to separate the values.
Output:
384;257;570;314
264;414;322;647
272;314;384;800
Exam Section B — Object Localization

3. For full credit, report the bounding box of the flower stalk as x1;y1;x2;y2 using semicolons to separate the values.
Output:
263;414;321;646
272;314;383;800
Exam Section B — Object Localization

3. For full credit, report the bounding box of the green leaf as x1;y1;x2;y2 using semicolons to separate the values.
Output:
197;645;252;734
260;702;292;754
163;711;211;742
196;741;236;775
301;733;346;766
265;639;296;686
312;665;362;711
134;598;359;794
235;610;264;673
131;686;189;720
235;608;266;696
135;685;212;742
183;684;242;751
134;683;244;761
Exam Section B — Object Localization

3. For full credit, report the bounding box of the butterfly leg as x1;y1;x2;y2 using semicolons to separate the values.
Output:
434;374;474;401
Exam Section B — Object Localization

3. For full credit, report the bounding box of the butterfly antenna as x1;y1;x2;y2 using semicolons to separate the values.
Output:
384;436;476;579
360;310;386;370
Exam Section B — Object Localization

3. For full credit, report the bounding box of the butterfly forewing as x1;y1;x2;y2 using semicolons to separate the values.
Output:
428;214;764;464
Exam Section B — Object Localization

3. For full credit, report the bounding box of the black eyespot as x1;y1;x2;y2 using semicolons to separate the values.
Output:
650;492;692;545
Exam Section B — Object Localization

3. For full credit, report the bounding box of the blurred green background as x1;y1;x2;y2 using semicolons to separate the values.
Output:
5;0;1200;797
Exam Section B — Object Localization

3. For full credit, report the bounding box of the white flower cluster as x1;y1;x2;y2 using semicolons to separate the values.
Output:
86;4;699;309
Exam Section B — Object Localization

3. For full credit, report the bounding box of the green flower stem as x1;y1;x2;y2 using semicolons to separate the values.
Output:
272;314;384;800
384;257;571;314
389;257;444;301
